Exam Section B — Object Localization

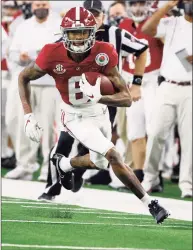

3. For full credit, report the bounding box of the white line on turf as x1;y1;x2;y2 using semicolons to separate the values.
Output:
21;205;96;211
1;244;165;250
2;201;84;206
2;220;191;229
98;216;152;220
21;205;137;216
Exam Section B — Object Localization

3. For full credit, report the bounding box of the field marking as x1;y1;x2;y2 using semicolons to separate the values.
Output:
1;244;165;250
21;205;96;211
2;197;24;201
2;201;80;206
97;217;192;226
98;216;152;220
2;219;192;229
21;205;140;216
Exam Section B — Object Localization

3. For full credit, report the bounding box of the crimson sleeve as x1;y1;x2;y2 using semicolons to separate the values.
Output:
104;46;118;73
35;45;49;71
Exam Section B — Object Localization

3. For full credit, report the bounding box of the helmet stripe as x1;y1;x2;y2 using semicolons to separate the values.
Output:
76;7;80;24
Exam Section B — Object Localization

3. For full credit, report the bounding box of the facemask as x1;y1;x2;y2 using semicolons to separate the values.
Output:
108;16;124;27
184;2;193;16
34;8;49;20
20;3;33;20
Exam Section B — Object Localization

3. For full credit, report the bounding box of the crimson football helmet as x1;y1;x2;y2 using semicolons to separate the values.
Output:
127;0;151;23
60;7;97;53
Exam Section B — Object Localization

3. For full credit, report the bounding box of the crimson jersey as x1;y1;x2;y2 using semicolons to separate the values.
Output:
36;41;118;106
119;18;163;74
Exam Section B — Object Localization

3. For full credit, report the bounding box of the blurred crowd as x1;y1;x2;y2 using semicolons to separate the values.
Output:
1;0;191;198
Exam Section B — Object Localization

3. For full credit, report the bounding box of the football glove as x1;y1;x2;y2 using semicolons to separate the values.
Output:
79;73;102;103
24;113;43;143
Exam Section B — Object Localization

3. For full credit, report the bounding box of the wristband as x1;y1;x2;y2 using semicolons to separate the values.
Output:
132;75;143;86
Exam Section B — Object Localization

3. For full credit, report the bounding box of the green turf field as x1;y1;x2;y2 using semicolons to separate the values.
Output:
2;197;192;250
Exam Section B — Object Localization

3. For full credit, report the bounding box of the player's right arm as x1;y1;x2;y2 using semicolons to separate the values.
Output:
99;66;132;107
141;1;179;37
18;62;46;114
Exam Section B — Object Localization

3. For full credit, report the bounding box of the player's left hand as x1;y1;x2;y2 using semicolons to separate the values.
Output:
79;73;102;103
130;84;141;102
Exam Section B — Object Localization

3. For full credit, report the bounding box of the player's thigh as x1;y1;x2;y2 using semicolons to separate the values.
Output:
126;99;146;141
65;116;114;156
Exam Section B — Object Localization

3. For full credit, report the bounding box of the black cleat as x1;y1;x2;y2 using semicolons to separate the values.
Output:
1;154;16;169
71;169;86;193
38;193;55;202
51;153;73;190
149;200;170;224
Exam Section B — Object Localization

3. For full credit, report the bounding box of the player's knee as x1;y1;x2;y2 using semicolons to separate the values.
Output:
105;147;122;165
91;158;109;169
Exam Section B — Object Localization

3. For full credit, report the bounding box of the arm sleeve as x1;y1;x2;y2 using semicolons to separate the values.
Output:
121;29;149;57
35;45;50;71
155;16;173;39
104;46;118;73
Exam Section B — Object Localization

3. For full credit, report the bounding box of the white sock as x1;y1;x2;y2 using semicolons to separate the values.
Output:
59;157;73;172
141;193;152;209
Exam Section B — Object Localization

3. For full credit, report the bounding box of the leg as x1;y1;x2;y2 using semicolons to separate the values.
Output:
38;86;58;180
126;99;146;181
39;131;75;200
55;110;169;223
106;147;145;198
142;82;177;191
177;86;192;197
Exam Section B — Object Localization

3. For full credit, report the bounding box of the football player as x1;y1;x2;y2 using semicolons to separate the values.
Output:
18;7;169;223
119;0;164;183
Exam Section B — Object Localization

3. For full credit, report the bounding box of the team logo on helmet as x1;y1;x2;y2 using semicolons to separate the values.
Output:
95;53;109;66
53;64;66;74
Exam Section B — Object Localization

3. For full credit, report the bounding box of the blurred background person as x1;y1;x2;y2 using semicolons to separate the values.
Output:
141;0;192;198
108;0;127;26
1;0;21;170
116;0;163;186
5;1;61;181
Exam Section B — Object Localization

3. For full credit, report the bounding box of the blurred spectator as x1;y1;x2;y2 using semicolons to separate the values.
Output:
141;0;192;198
5;1;61;181
1;25;16;169
118;0;163;184
2;0;21;32
8;1;33;39
108;1;127;26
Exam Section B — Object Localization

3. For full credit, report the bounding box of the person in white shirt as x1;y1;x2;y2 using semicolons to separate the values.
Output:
5;1;61;181
141;0;192;198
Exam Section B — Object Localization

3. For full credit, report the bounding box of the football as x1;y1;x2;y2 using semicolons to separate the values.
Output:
84;72;117;95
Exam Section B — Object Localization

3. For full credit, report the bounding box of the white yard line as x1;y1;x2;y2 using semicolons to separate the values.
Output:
2;201;76;206
2;219;191;229
97;217;191;226
21;205;140;216
21;205;96;211
98;216;153;220
1;244;165;250
2;197;24;201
